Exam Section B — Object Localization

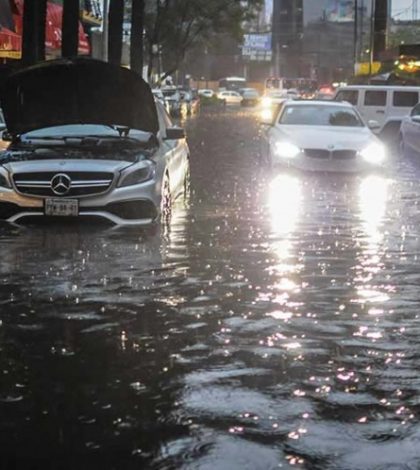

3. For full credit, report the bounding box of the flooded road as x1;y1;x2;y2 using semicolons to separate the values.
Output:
2;107;420;469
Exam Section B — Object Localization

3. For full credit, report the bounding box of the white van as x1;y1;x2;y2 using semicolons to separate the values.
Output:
334;85;420;142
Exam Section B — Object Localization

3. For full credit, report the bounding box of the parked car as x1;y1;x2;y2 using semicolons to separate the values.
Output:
161;87;187;117
0;58;190;225
218;90;243;105
334;85;420;143
260;100;387;173
198;89;214;99
180;89;200;115
399;102;420;157
239;88;260;106
152;88;171;114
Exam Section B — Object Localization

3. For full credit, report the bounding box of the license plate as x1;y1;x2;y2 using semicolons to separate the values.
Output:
44;198;79;217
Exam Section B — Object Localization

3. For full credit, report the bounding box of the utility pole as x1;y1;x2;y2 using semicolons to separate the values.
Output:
108;0;125;65
62;0;80;57
354;0;358;74
22;0;47;65
102;0;109;61
130;0;145;75
369;0;375;81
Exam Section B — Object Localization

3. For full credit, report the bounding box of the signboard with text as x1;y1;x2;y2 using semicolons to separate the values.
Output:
242;33;272;61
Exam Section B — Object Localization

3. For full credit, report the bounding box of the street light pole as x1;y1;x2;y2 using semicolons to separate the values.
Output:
369;0;375;81
353;0;358;75
102;0;109;61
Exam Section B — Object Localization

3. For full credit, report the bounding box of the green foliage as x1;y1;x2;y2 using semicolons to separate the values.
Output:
143;0;263;80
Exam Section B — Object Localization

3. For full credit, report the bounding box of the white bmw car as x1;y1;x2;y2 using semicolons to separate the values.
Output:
261;100;387;173
0;58;190;225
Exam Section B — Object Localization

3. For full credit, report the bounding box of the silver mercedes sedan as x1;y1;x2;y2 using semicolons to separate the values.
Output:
0;58;190;225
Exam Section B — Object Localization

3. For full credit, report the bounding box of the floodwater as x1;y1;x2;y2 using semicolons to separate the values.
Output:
2;107;420;469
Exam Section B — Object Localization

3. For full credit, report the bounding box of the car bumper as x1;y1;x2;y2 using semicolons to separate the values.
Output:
273;155;386;173
0;179;160;225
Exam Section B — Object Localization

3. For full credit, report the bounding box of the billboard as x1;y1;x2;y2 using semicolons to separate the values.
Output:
325;0;354;22
243;33;272;52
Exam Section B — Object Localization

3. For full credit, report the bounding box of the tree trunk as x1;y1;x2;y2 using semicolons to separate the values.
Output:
108;0;124;65
62;0;80;57
22;0;47;65
130;0;144;75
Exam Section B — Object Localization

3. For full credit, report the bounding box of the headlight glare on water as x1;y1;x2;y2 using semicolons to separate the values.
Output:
275;142;300;159
360;142;386;165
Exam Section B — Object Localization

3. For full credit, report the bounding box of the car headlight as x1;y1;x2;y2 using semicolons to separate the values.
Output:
360;142;386;165
0;171;11;188
118;162;155;187
261;97;272;108
274;142;300;159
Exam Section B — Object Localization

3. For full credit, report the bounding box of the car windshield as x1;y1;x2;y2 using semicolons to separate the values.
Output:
279;104;364;127
22;124;151;138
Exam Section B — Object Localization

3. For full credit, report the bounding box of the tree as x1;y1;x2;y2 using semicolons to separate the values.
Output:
62;0;80;57
22;0;47;65
143;0;263;83
108;0;125;65
130;0;145;75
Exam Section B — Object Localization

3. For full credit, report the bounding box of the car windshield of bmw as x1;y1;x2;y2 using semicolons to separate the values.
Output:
279;104;364;127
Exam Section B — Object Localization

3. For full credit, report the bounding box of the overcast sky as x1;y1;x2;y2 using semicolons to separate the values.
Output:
391;0;418;20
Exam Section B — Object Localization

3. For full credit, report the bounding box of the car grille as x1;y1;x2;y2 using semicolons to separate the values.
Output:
303;149;330;159
13;171;114;198
332;150;357;160
303;149;357;160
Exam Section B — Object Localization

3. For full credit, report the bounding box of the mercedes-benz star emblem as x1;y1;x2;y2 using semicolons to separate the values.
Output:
51;173;72;196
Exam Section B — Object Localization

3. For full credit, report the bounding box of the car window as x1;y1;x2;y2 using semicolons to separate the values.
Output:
410;104;420;116
364;90;387;106
278;105;363;127
155;100;173;132
393;91;419;107
335;90;358;105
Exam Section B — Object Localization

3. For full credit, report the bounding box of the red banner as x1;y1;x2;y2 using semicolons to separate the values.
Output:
10;0;90;59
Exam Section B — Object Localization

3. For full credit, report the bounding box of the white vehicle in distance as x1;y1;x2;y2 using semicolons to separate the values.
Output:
260;100;387;173
334;85;420;143
198;89;215;98
217;90;243;105
399;102;420;158
261;89;298;109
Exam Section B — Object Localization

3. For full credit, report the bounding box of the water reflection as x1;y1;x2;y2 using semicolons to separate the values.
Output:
268;174;302;271
355;175;390;305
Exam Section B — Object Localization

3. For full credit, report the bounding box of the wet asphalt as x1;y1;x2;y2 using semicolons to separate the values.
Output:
2;106;420;469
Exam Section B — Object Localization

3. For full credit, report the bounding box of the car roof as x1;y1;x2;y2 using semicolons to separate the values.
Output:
283;99;353;107
337;85;420;91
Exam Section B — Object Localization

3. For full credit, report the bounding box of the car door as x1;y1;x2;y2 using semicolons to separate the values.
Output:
392;90;420;123
156;100;188;198
361;89;387;129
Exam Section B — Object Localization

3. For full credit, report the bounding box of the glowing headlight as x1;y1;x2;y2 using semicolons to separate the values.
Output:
275;142;300;159
118;162;155;187
360;142;386;165
261;97;272;108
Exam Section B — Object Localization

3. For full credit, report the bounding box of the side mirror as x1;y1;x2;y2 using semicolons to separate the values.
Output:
367;120;381;130
2;130;12;141
165;127;185;140
411;115;420;124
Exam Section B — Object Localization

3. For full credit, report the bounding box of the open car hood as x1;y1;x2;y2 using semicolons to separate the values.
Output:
0;58;159;136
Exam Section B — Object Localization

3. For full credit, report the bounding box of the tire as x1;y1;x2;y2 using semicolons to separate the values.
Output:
161;174;172;221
